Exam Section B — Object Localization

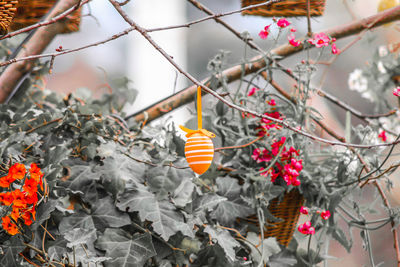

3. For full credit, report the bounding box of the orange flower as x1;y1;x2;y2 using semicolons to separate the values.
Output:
0;174;13;188
24;193;38;206
1;216;19;235
21;211;32;226
23;179;38;197
12;189;27;209
29;163;43;184
11;207;19;221
0;192;13;206
8;163;26;180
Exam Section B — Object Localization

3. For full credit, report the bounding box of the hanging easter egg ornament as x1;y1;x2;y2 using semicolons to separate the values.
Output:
180;86;216;175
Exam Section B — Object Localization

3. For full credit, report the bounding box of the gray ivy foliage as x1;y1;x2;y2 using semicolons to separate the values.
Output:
0;47;398;267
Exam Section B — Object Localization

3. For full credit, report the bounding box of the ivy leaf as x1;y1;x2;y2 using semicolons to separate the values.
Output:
64;228;97;248
204;226;240;262
58;162;99;203
246;233;281;265
172;178;195;208
0;237;25;267
117;184;194;240
92;196;131;229
48;238;68;263
96;228;156;267
193;193;227;212
31;199;57;230
58;211;95;234
268;249;297;267
211;178;253;226
146;166;183;199
332;227;352;252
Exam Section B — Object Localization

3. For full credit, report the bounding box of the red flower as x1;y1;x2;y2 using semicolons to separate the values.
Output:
331;43;340;54
267;99;276;106
277;18;290;28
321;210;331;220
378;131;387;142
248;87;259;96
8;163;26;180
1;216;19;235
298;221;315;235
393;86;400;97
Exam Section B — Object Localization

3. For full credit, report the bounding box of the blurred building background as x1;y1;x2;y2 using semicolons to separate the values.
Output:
40;0;399;265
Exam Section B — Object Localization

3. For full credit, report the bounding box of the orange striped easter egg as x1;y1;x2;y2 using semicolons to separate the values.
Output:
184;132;214;175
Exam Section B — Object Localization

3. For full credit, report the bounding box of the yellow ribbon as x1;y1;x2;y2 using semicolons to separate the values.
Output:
179;86;216;138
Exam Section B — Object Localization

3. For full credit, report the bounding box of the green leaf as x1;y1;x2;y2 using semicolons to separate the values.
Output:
92;196;131;229
117;184;194;240
96;228;156;267
204;226;240;262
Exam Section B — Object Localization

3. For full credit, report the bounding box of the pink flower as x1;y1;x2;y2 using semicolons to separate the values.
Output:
288;33;301;47
248;87;259;96
290;28;297;32
331;43;340;54
308;32;330;48
298;221;315;235
251;148;261;162
378;131;387;142
393;86;400;97
267;99;276;106
277;18;291;28
300;206;309;215
259;25;271;40
320;210;331;220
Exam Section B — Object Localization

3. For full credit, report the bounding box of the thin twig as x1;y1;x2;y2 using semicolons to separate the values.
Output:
214;136;263;152
127;6;400;125
0;0;90;41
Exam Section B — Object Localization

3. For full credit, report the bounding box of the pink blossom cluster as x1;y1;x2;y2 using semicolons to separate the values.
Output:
300;206;331;220
256;111;283;136
259;18;291;40
298;208;331;235
298;221;315;235
252;136;303;186
308;32;340;54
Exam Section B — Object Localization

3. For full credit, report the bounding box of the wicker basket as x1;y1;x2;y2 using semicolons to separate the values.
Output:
0;1;19;35
8;0;81;33
241;189;304;247
241;0;326;17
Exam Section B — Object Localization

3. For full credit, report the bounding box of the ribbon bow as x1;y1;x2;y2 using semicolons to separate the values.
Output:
179;86;216;138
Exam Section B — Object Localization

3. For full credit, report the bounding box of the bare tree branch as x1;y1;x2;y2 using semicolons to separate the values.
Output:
0;0;82;103
127;5;400;124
